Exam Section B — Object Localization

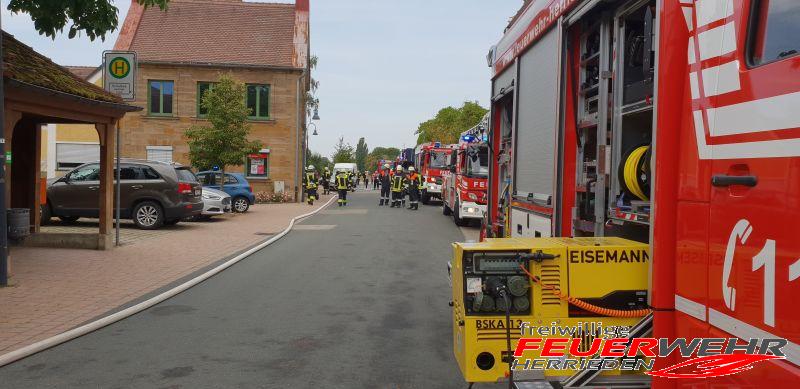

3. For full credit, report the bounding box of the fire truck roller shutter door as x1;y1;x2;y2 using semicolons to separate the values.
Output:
514;26;559;205
493;59;515;99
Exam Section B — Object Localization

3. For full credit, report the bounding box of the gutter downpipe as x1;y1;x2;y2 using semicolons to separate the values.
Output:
295;70;307;203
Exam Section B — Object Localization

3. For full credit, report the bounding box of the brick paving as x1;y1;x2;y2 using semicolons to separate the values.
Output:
0;195;332;355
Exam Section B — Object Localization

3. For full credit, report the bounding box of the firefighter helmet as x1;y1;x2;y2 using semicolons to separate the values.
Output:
409;166;415;172
383;164;390;170
307;165;315;171
396;166;403;172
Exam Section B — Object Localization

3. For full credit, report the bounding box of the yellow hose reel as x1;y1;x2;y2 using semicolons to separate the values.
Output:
619;145;651;201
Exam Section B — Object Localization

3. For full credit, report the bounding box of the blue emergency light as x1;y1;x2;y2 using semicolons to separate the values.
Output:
461;134;477;143
434;142;441;148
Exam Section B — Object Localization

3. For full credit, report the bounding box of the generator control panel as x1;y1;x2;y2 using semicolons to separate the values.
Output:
462;251;531;315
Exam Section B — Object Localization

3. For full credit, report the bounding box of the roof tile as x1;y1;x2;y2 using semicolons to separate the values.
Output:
127;0;297;68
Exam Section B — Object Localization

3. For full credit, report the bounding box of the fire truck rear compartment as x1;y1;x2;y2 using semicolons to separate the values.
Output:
572;0;656;241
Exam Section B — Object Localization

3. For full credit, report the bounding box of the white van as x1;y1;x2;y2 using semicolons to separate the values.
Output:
331;163;357;192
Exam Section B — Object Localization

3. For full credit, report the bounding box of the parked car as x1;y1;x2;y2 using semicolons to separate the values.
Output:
200;187;231;218
42;159;203;229
195;171;255;213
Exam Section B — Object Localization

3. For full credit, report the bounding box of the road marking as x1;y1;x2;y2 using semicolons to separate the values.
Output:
293;224;337;230
320;209;368;215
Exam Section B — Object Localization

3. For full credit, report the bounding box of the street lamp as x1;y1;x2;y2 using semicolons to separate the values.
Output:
309;122;318;136
312;107;320;121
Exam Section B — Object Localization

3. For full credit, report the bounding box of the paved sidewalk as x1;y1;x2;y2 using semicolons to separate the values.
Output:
0;195;333;355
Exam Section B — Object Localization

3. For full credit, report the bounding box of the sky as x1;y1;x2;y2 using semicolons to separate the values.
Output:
2;0;522;157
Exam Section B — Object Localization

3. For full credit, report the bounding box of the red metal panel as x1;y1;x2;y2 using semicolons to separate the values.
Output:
675;201;710;309
651;0;686;311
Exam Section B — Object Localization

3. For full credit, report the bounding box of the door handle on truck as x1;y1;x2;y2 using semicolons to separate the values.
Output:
88;186;99;190
711;175;758;188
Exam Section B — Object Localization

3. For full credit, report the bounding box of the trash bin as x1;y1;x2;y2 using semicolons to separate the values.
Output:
8;208;30;241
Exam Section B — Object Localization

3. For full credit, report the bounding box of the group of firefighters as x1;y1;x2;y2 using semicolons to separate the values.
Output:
302;163;424;210
376;163;423;209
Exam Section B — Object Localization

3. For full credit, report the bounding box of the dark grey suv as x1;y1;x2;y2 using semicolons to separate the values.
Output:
43;159;203;229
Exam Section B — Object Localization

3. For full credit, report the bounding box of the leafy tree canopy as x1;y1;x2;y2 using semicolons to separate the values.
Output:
415;101;487;145
8;0;170;41
354;137;369;172
365;146;400;171
306;151;331;173
186;74;261;173
331;137;354;164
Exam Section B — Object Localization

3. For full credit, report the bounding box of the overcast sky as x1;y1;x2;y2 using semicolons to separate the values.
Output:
2;0;521;157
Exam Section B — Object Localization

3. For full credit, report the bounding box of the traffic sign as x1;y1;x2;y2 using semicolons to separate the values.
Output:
103;51;136;101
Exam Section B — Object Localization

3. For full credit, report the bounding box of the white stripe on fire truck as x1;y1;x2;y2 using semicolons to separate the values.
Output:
701;60;741;97
675;294;706;321
694;0;733;28
709;308;800;366
689;71;700;99
682;6;694;32
707;91;800;137
676;295;800;366
696;21;736;61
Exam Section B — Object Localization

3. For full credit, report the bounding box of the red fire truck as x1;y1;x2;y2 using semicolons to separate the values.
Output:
482;0;800;387
414;142;455;204
442;115;489;226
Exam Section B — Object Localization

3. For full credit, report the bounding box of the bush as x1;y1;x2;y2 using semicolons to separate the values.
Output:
255;191;293;204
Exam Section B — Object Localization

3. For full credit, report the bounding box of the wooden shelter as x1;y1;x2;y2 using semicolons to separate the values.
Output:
3;31;140;250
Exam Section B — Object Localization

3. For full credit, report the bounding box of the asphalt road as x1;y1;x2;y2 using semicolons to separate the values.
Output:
0;191;475;389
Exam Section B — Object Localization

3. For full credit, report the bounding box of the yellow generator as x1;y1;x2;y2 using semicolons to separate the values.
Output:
451;237;650;384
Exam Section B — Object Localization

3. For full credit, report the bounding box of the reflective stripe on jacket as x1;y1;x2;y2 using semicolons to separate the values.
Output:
406;173;423;190
305;172;317;189
336;174;349;190
391;175;405;192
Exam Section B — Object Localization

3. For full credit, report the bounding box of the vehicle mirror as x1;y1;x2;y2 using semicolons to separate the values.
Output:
449;165;456;173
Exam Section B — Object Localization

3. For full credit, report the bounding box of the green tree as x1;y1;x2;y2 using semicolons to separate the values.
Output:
331;137;354;163
8;0;170;40
306;151;331;172
185;74;261;181
306;55;320;113
415;101;488;145
354;137;369;172
365;146;400;171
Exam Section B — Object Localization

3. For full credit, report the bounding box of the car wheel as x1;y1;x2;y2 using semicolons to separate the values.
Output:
41;204;52;225
58;216;79;224
233;196;250;213
443;202;452;216
453;202;467;227
133;201;164;230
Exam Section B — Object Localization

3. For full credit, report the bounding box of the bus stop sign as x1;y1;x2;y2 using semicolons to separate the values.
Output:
103;51;137;101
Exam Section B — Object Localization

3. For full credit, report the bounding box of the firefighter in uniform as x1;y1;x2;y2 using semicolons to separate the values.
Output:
406;166;424;210
304;165;318;205
321;166;331;195
390;166;405;208
378;164;391;206
335;169;350;206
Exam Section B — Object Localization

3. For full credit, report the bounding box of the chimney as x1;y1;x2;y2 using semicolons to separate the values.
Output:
114;0;146;51
292;0;310;69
